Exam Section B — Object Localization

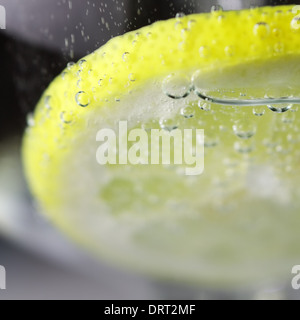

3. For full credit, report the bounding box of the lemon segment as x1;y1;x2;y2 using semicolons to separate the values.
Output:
23;5;300;287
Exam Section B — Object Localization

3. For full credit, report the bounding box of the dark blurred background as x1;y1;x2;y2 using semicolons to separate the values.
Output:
0;0;299;300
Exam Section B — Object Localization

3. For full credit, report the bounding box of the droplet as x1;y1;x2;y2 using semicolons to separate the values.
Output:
122;52;130;62
27;113;35;127
198;100;211;111
233;120;256;139
98;78;104;86
176;12;185;19
211;5;223;13
75;91;90;107
253;106;265;117
267;104;292;113
291;16;300;30
60;111;73;124
253;22;270;38
199;46;210;58
180;106;195;118
67;62;75;70
61;71;67;80
159;117;179;131
162;73;191;99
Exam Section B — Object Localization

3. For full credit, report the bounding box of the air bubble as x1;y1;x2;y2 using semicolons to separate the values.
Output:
122;52;130;62
45;96;52;109
253;106;265;116
61;71;67;80
79;59;87;68
253;22;270;38
159;117;179;131
199;46;210;58
180;106;195;118
267;104;293;113
233;120;256;139
188;19;197;29
198;100;211;111
181;28;189;37
282;111;296;124
128;73;136;82
162;73;191;99
67;62;75;70
174;21;183;30
291;16;300;30
273;28;281;37
234;140;254;154
75;91;90;107
211;5;223;13
142;119;159;132
225;45;235;57
27;113;35;127
205;131;219;148
176;12;185;19
60;111;73;124
274;42;284;53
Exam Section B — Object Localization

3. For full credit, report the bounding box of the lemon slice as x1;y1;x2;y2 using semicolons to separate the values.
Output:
23;5;300;287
